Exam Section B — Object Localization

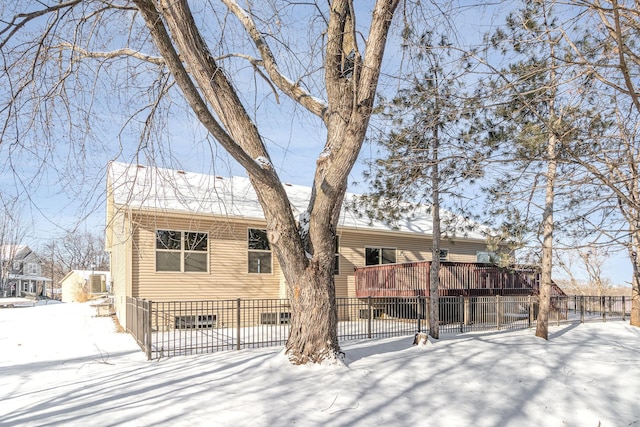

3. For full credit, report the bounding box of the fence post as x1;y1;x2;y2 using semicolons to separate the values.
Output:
136;299;140;356
236;298;241;351
425;296;430;331
528;295;532;328
602;296;606;322
496;295;501;330
464;297;470;326
145;300;152;360
459;295;464;333
622;296;626;321
417;296;422;333
580;296;584;323
367;296;372;339
134;297;139;336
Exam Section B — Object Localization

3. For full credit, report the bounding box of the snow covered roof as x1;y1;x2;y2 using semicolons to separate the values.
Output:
108;162;490;241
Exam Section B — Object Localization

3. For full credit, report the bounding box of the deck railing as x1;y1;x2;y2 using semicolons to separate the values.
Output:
354;261;546;298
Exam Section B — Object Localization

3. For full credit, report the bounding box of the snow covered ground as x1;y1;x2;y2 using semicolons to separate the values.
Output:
0;301;638;427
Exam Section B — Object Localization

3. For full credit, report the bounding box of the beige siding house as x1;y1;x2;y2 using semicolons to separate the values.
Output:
106;162;495;325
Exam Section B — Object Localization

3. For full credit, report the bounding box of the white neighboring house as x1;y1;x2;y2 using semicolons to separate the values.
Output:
60;270;111;303
0;245;52;298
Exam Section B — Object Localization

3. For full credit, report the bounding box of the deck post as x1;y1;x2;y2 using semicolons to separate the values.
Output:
236;298;241;351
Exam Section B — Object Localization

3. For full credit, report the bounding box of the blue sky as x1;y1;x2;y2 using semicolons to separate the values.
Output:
0;1;633;288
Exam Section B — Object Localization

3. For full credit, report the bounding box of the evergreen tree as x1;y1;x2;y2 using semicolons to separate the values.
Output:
356;30;489;339
483;0;599;338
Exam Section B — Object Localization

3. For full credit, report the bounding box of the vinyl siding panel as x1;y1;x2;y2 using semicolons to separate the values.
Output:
114;211;491;303
131;213;281;301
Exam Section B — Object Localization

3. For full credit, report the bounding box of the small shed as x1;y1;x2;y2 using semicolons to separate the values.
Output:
60;270;111;303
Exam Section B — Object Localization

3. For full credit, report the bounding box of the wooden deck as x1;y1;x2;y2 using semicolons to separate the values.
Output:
354;261;565;298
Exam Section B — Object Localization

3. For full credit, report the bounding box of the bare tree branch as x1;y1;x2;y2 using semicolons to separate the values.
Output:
56;42;165;65
221;0;327;119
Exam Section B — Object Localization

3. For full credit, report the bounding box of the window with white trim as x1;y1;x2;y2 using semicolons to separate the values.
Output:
365;247;396;266
27;263;39;275
439;249;449;261
248;229;272;274
156;230;208;272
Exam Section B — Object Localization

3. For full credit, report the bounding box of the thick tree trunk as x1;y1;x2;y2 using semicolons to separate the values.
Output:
285;259;340;364
536;135;557;340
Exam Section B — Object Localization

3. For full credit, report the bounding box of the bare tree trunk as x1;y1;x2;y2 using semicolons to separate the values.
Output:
535;2;559;340
536;134;557;340
429;116;441;339
286;261;339;364
429;210;440;339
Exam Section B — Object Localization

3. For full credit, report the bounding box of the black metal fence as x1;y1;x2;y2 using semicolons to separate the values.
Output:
126;295;631;360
